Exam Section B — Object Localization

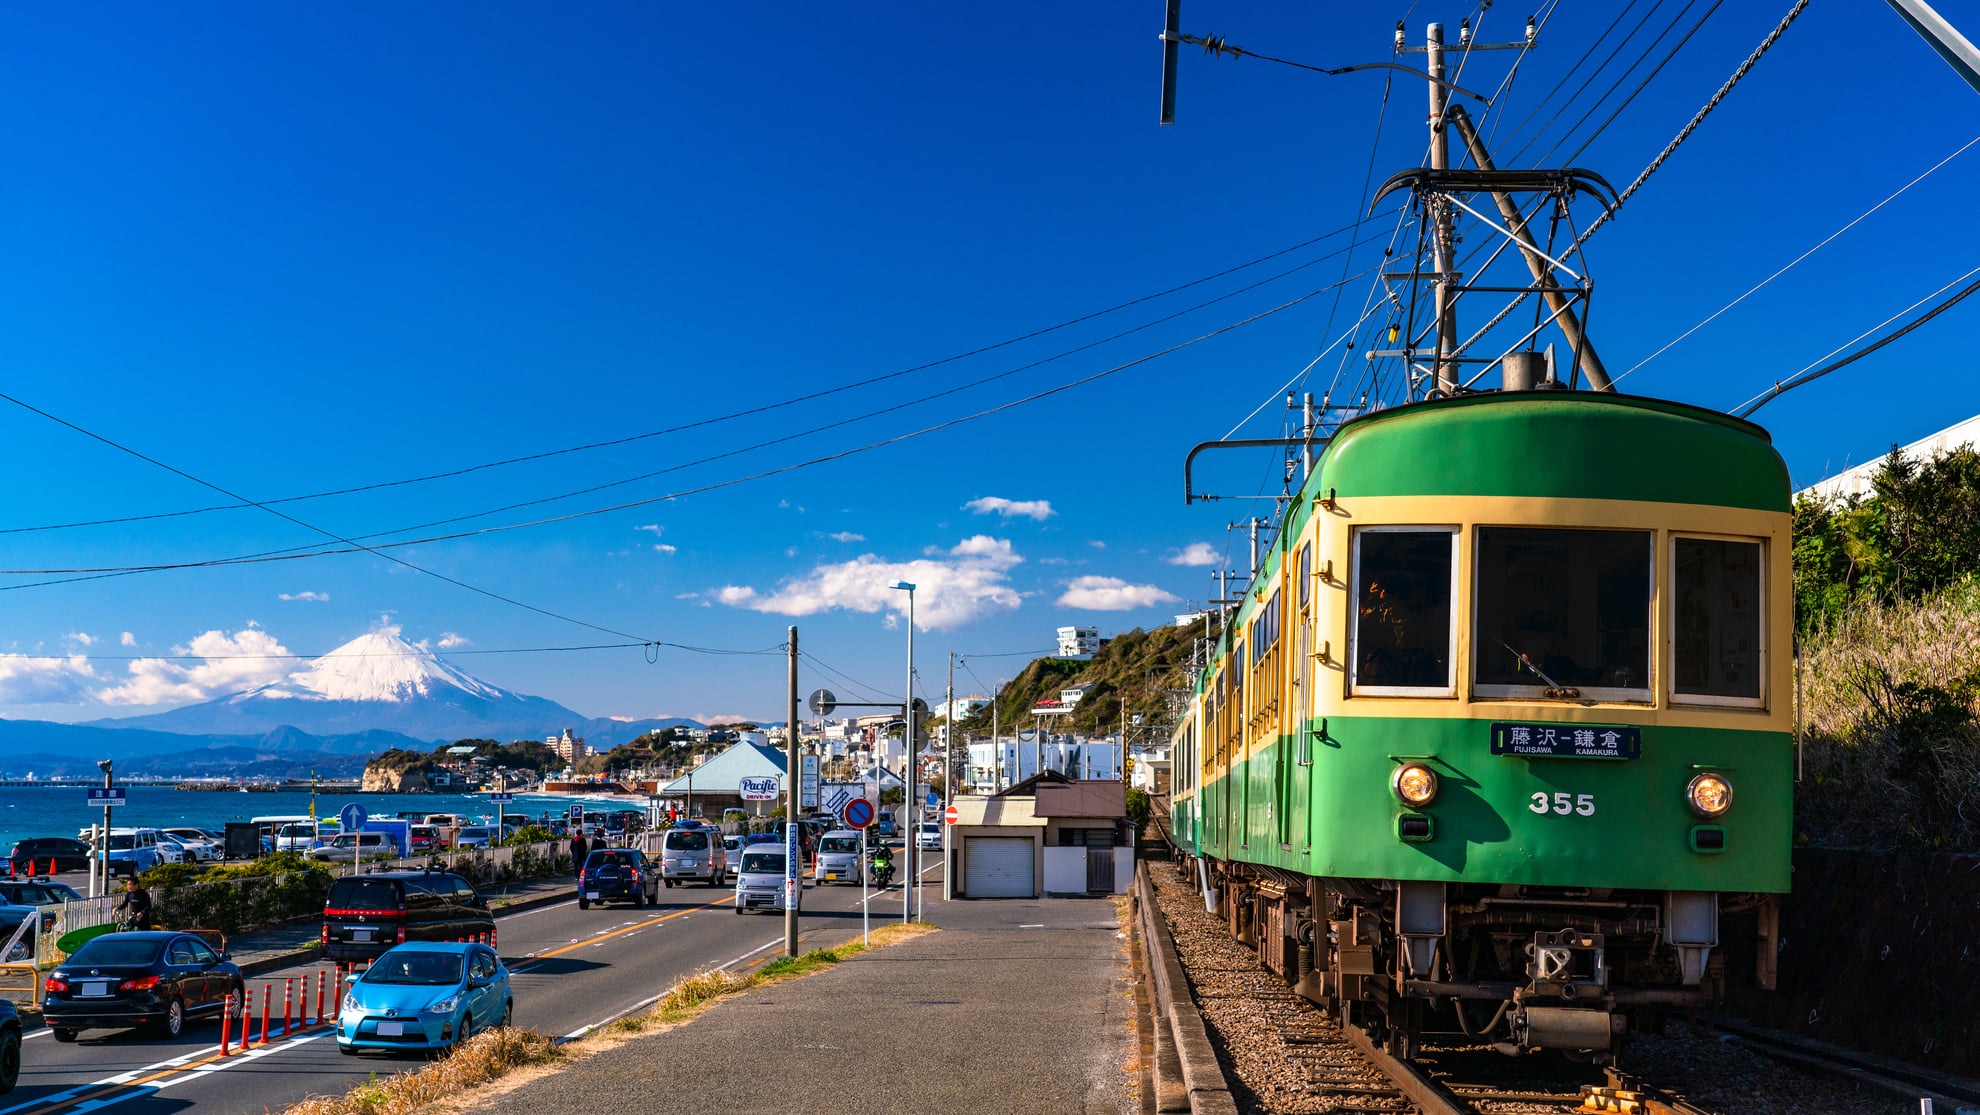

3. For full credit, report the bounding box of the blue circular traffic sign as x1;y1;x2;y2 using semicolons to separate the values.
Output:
843;798;875;829
339;803;367;834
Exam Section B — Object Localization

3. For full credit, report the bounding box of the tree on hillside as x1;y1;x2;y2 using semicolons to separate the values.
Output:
1795;445;1980;632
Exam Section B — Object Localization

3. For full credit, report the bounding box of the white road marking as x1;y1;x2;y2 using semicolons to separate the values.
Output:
557;994;660;1042
717;937;785;972
491;899;575;920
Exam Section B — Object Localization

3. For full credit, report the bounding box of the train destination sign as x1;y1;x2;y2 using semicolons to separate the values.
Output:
1489;722;1641;760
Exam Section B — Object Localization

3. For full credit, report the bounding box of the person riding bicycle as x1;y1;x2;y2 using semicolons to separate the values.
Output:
114;878;153;931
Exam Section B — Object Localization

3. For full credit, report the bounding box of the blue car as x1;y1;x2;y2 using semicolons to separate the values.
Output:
336;942;511;1055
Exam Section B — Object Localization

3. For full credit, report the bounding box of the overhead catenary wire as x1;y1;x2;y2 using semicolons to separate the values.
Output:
1530;0;1714;168
1733;266;1980;417
1617;132;1980;382
1;224;1376;539
1552;0;1725;167
2;274;1372;589
0;640;784;662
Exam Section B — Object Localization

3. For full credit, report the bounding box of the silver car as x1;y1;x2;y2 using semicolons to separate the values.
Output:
811;830;863;885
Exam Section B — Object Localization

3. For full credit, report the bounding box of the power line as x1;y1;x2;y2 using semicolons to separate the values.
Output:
3;273;1370;588
1;225;1372;539
0;388;655;644
1734;267;1980;418
1532;0;1713;168
1617;132;1980;382
1;239;1371;576
1;641;648;662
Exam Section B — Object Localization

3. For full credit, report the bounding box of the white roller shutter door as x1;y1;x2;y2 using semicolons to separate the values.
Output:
964;836;1034;898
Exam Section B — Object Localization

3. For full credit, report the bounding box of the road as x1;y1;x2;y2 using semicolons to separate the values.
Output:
5;852;946;1115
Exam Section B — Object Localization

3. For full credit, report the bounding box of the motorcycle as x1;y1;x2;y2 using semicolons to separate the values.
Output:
868;851;896;887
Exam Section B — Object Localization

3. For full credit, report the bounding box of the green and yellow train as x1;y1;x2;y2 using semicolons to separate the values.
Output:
1168;388;1791;1061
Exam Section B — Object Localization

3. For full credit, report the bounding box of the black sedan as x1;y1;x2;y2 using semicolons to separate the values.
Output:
6;837;92;876
44;932;244;1041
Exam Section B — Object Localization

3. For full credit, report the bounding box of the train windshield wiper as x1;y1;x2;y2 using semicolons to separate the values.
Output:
1486;634;1579;697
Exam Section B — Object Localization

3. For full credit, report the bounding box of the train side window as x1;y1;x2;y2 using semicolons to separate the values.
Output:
1672;537;1763;704
1474;527;1652;700
1350;528;1456;696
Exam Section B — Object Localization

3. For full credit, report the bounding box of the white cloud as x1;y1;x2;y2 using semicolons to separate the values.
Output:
1056;576;1181;612
826;532;865;543
634;524;663;536
279;591;330;602
714;535;1023;630
964;496;1055;521
437;632;469;649
66;632;96;647
0;654;99;704
1166;542;1222;567
1089;540;1106;550
120;632;137;647
97;626;296;707
653;544;678;555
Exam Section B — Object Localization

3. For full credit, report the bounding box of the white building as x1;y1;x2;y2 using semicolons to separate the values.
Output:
934;695;990;722
1798;412;1980;503
1056;625;1100;659
546;728;588;764
978;735;1122;787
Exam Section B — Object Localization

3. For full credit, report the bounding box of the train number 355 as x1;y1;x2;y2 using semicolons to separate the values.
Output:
1530;791;1595;816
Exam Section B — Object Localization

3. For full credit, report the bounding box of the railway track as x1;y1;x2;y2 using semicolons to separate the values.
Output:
1142;858;1741;1114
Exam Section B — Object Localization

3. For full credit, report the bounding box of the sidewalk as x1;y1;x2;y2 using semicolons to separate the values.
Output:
471;894;1138;1115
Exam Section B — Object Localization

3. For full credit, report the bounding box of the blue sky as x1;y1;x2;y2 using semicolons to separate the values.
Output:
2;2;1976;725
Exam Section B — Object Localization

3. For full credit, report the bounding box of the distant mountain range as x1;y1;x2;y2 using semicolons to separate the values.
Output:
0;629;709;778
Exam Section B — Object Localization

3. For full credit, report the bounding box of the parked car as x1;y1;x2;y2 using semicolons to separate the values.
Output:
577;849;657;909
273;824;322;854
42;931;243;1041
720;834;745;863
659;826;727;887
0;880;84;931
6;837;92;875
916;822;943;851
335;942;510;1054
409;825;441;854
103;829;165;878
812;830;863;885
159;830;224;863
0;906;37;963
307;833;397;863
733;844;799;914
453;826;499;850
876;811;898;838
320;871;493;963
0;989;18;1093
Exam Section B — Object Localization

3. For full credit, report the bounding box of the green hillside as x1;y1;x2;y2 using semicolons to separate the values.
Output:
955;623;1205;741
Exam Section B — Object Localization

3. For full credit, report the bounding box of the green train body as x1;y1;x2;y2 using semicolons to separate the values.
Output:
1167;391;1792;1060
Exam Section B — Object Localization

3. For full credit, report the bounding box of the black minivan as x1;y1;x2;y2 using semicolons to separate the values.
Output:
320;871;493;962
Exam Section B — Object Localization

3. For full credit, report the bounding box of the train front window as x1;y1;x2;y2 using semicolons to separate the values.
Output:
1673;537;1762;703
1351;528;1455;695
1474;528;1651;699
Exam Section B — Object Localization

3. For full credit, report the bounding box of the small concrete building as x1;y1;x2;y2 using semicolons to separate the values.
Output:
946;772;1134;899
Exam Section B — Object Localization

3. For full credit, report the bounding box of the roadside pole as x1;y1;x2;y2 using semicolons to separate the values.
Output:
785;626;799;959
97;760;114;898
944;652;954;902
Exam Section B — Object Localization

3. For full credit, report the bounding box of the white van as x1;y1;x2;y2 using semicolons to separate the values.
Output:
306;832;395;862
733;844;797;914
812;830;863;885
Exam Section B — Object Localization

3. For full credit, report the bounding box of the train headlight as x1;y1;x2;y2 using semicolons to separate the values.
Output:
1392;763;1439;807
1686;772;1733;818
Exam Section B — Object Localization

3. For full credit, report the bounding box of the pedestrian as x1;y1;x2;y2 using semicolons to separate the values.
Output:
570;832;588;876
114;877;153;931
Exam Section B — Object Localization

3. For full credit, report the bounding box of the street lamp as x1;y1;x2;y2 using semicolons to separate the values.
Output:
95;759;113;897
889;580;915;923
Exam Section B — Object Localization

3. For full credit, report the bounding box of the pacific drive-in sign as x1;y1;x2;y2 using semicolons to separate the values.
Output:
739;776;781;801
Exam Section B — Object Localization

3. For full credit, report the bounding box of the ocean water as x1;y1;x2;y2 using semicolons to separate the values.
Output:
0;785;640;853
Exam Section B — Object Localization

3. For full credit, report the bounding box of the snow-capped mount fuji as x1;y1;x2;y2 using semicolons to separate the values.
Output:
86;628;691;747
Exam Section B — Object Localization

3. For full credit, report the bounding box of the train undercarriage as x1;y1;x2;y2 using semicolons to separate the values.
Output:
1190;854;1780;1062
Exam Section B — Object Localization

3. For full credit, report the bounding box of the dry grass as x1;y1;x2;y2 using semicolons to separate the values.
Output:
283;1029;559;1115
1797;583;1980;851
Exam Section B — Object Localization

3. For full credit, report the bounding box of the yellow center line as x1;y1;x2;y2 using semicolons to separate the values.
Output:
513;894;734;969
